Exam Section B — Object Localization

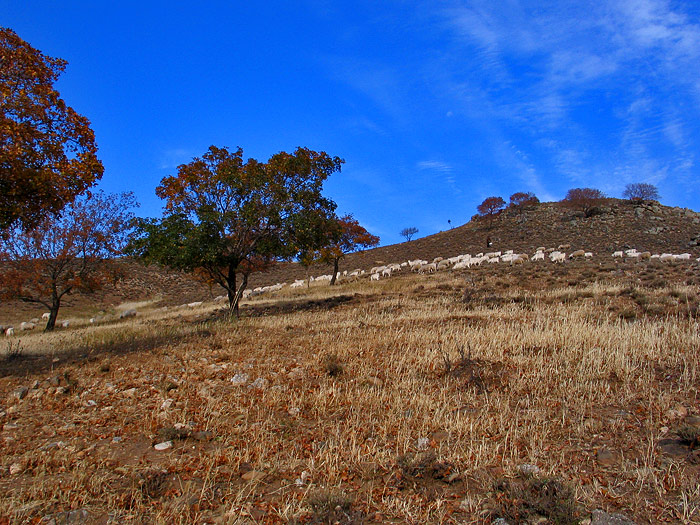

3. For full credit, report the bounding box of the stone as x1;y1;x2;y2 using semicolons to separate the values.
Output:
518;463;541;476
596;448;620;467
241;470;266;481
685;415;700;426
9;462;23;475
119;309;137;319
591;509;637;524
11;386;29;401
416;437;430;450
154;441;173;451
657;438;688;458
229;373;249;385
248;377;268;390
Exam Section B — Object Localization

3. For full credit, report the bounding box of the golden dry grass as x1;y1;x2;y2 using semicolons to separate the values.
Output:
1;267;699;524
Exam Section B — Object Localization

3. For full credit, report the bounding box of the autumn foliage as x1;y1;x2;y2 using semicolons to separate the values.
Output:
562;187;606;217
317;215;379;285
0;192;136;330
129;146;343;314
0;27;103;231
476;196;506;227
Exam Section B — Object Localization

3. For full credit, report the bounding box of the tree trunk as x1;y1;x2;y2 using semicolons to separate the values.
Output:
329;258;340;286
45;295;60;332
227;267;237;311
231;273;248;318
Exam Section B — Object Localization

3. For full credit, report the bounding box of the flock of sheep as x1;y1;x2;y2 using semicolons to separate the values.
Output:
3;245;699;336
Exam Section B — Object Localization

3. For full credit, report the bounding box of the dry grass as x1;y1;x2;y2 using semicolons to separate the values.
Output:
1;267;699;523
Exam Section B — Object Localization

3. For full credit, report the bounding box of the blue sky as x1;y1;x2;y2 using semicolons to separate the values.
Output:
3;1;700;245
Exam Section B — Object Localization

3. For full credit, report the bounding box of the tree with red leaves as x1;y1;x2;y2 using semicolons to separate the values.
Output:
563;187;606;218
0;191;137;330
317;215;379;285
0;27;103;231
476;196;506;228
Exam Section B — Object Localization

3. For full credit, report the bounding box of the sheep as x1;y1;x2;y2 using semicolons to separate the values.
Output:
61;320;70;328
42;312;50;320
510;256;526;265
187;301;203;308
584;252;593;258
382;267;392;278
452;260;470;270
437;260;451;271
432;257;444;264
419;263;437;274
639;252;651;259
20;322;36;331
569;250;585;259
532;252;545;261
659;254;675;262
5;327;14;337
677;253;691;260
485;251;501;258
557;244;571;250
625;249;638;255
290;280;305;289
536;246;546;252
612;251;624;257
242;289;253;299
370;272;380;281
549;251;566;263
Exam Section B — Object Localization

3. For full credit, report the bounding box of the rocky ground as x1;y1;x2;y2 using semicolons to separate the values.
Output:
1;259;699;523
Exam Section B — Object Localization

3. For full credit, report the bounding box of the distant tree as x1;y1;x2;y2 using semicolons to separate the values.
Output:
1;27;104;232
317;215;379;285
400;227;419;242
509;192;539;219
0;191;136;331
477;196;506;228
562;188;606;218
623;183;660;202
128;145;343;316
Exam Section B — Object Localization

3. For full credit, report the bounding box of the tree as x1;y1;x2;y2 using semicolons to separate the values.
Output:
476;196;506;228
400;227;418;242
0;27;104;232
0;191;136;331
562;188;606;218
509;191;539;220
128;145;343;316
623;183;660;202
317;215;379;285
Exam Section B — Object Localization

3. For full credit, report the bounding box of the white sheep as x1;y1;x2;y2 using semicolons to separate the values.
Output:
584;252;593;258
549;251;566;263
5;327;14;337
382;267;392;278
437;260;451;271
41;312;50;320
20;321;36;331
532;252;545;261
612;251;624;257
677;253;691;260
569;250;585;259
419;263;437;273
370;272;380;281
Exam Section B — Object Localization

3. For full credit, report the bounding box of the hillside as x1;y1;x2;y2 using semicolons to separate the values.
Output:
1;198;699;324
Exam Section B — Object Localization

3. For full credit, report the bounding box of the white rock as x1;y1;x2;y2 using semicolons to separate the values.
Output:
154;441;173;451
229;373;249;385
161;398;173;410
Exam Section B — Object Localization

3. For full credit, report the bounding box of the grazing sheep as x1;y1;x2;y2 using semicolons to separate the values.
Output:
437;260;451;271
370;272;380;281
532;252;545;261
61;320;70;328
290;280;305;289
612;251;624;257
639;252;651;259
419;263;437;274
5;327;14;337
119;309;137;319
536;246;546;252
452;260;470;270
20;322;36;331
432;257;444;264
584;252;593;258
187;301;203;308
677;253;691;260
569;250;585;259
511;256;526;265
558;244;571;250
659;254;675;262
382;268;392;278
42;312;50;320
549;251;566;263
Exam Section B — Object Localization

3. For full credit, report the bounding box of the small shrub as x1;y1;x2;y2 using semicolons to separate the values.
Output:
3;341;24;361
323;354;344;377
492;475;581;524
307;489;357;524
